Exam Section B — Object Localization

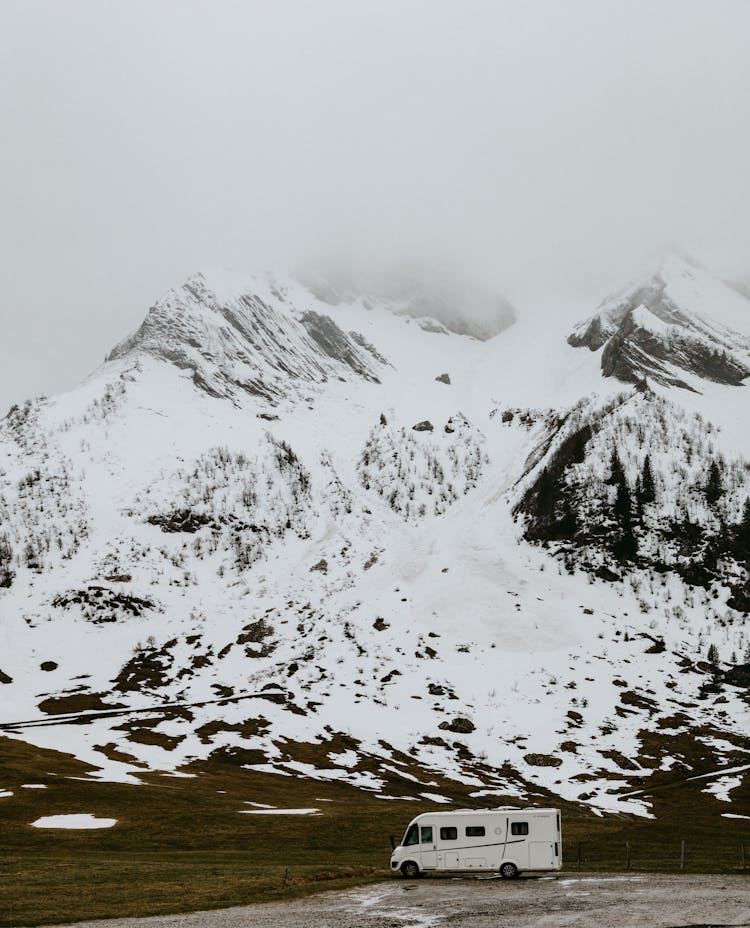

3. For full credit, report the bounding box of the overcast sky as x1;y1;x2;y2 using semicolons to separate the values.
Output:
1;0;750;411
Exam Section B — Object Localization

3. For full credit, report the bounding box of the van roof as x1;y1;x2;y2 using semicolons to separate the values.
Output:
410;807;559;820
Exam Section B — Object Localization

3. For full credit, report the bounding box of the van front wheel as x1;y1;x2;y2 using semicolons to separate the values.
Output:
401;861;420;879
500;862;518;879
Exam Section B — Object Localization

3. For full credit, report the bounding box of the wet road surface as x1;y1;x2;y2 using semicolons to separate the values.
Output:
34;873;750;928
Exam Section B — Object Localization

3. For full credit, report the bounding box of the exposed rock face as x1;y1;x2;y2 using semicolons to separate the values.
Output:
569;256;750;392
299;311;380;382
108;272;382;404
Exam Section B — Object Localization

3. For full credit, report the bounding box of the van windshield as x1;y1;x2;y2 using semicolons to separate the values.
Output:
403;824;419;846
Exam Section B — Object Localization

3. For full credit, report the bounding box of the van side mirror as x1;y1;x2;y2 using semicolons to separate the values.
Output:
390;834;396;850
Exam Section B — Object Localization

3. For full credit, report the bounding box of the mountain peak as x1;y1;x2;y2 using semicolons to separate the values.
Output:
106;270;383;404
568;254;750;392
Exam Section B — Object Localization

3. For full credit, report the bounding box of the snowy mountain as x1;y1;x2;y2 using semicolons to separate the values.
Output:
568;252;750;392
1;257;749;819
106;271;383;404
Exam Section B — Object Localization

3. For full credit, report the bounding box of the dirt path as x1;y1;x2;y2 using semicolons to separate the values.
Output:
33;873;750;928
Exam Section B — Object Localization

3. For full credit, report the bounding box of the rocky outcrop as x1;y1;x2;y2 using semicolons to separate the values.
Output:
569;258;750;392
108;272;383;404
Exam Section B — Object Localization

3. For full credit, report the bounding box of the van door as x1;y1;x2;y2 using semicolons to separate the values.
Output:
507;819;530;867
529;841;556;870
419;825;437;870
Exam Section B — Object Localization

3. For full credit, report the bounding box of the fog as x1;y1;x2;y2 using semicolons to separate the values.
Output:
1;0;750;411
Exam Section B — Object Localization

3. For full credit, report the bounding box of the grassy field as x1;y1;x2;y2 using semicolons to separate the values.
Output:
1;735;749;927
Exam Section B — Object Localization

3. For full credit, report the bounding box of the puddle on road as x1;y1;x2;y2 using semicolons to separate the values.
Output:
344;885;441;928
558;876;646;886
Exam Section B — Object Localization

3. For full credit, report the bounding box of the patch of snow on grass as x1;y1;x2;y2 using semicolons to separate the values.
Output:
329;749;359;768
239;808;319;815
702;774;742;802
31;814;117;829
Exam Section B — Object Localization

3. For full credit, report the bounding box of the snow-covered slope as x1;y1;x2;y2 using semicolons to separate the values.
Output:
1;261;749;818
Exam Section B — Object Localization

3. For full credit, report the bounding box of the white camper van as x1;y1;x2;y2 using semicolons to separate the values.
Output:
390;807;561;879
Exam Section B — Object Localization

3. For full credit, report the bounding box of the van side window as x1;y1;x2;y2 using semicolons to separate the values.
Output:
511;822;529;836
466;826;485;837
420;826;433;844
439;826;458;840
404;824;419;846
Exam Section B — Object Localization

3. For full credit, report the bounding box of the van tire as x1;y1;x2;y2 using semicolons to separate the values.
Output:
499;862;518;879
401;861;420;879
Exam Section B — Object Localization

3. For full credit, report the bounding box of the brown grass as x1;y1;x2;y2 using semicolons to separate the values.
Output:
0;732;749;927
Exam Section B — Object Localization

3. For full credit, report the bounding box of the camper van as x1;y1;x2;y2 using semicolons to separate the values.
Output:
390;807;561;879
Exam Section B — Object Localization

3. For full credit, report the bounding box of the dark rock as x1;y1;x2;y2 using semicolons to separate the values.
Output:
40;661;58;672
524;752;562;767
420;735;449;748
438;716;475;734
595;566;621;582
435;373;451;385
147;509;213;533
412;420;434;432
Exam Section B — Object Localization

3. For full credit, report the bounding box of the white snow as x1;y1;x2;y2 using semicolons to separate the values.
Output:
631;304;672;336
31;814;117;829
239;808;320;815
702;774;742;802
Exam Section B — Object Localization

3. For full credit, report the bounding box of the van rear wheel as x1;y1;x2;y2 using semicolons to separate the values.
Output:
499;862;518;879
401;861;420;879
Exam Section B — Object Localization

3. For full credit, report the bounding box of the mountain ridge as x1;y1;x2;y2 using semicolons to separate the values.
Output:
1;256;748;820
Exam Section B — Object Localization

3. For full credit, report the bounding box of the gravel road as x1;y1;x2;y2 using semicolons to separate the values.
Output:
36;873;750;928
